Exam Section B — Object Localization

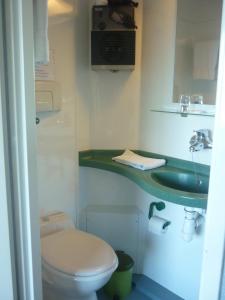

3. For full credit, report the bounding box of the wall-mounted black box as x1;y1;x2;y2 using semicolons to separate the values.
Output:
91;5;136;71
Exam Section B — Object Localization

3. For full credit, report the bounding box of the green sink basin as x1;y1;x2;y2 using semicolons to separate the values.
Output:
151;171;209;194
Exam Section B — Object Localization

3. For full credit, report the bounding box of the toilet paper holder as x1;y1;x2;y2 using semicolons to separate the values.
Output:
148;202;171;229
148;201;166;219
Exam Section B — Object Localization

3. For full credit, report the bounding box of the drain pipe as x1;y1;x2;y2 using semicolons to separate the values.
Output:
182;207;205;242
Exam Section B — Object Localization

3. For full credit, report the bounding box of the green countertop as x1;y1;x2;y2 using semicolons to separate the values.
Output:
79;150;210;209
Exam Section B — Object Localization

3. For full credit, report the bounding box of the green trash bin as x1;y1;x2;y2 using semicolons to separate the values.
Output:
103;250;134;300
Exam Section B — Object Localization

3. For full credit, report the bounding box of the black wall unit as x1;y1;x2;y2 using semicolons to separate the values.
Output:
91;31;135;68
91;5;136;71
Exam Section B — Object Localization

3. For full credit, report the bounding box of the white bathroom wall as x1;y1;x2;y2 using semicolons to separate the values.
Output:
89;0;143;149
37;0;144;220
37;9;78;219
79;0;145;255
37;1;94;220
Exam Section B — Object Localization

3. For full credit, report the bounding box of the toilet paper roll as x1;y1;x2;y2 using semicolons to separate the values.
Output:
148;216;170;235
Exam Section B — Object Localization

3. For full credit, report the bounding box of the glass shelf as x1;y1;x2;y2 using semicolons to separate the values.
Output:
150;105;215;117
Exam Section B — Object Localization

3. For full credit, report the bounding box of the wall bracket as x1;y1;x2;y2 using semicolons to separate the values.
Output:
148;201;166;219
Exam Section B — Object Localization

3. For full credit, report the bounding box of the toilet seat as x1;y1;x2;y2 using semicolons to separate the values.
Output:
41;228;118;277
42;258;117;283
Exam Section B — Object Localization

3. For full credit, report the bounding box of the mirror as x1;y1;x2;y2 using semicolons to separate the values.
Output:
173;0;222;106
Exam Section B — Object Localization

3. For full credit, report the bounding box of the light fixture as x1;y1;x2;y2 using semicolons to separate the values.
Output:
48;0;74;17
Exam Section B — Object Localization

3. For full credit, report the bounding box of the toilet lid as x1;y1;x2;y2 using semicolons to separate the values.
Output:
41;228;118;277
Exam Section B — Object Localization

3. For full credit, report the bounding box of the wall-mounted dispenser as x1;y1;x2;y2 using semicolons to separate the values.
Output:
35;80;61;112
91;4;137;71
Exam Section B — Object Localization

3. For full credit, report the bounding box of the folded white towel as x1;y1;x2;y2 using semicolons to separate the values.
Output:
112;149;166;171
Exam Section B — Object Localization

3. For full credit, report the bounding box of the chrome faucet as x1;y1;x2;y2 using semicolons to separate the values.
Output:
189;129;213;152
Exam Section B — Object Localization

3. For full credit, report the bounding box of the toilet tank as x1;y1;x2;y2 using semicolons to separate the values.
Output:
40;212;75;238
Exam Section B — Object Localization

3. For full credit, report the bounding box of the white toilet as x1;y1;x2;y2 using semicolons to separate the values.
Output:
40;212;118;300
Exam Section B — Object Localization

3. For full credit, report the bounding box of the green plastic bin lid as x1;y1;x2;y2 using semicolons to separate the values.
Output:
115;250;134;272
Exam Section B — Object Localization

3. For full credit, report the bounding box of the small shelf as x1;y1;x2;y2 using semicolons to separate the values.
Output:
79;150;210;209
150;104;215;117
150;108;215;117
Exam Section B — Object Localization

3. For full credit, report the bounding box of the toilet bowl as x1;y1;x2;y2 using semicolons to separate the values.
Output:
41;212;118;300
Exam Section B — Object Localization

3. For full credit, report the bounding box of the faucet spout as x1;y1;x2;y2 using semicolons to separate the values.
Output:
189;142;204;152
